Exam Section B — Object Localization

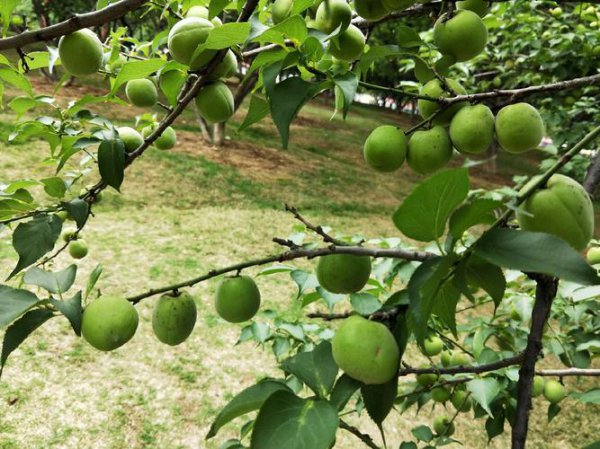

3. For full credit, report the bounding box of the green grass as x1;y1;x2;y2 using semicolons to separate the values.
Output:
0;83;597;449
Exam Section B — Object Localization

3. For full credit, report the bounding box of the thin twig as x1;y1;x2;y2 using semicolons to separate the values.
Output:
284;204;348;246
339;420;381;449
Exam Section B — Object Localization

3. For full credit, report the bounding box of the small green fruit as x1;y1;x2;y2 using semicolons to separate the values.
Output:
329;25;365;61
142;125;177;150
353;0;387;21
440;350;452;367
62;230;77;242
363;125;407;172
450;352;470;366
434;10;488;62
456;0;491;17
586;247;600;264
550;7;562;18
332;315;400;385
215;276;261;323
381;0;415;12
316;254;372;294
532;375;545;397
516;174;594;251
207;50;238;80
117;127;144;153
431;386;450;403
186;5;209;18
56;211;69;222
167;17;215;69
417;78;467;125
195;81;235;123
422;335;444;356
407;125;453;175
152;291;197;345
315;0;352;33
126;79;158;108
433;415;455;436
543;380;566;404
449;104;495;155
495;103;544;153
416;367;438;387
451;390;472;412
58;29;104;76
68;239;88;259
82;296;139;351
272;0;294;24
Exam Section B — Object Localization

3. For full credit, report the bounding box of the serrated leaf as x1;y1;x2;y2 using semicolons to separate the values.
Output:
98;139;125;191
208;0;230;19
467;378;500;417
0;68;32;94
449;199;502;239
280;341;338;397
8;214;62;279
485;411;504;442
250;391;338;449
411;425;433;442
41;177;67;198
1;309;54;374
572;388;600;404
50;291;83;335
330;374;361;411
393;169;469;242
465;256;506;308
475;229;600;285
199;23;251;51
206;379;291;439
432;281;460;337
85;264;103;299
23;265;77;294
0;285;40;328
333;73;357;118
361;376;397;425
350;292;381;315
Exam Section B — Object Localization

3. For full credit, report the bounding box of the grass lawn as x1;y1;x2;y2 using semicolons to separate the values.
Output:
0;77;598;449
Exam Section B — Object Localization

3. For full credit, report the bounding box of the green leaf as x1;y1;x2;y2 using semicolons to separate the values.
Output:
238;94;270;132
333;73;357;118
485;411;505;442
280;341;338;397
0;0;19;37
467;378;501;417
547;403;561;422
98;139;126;191
50;292;83;336
41;177;67;198
9;96;37;116
0;285;40;328
85;264;103;299
407;256;455;343
250;391;338;449
0;68;32;95
8;214;62;279
393;168;469;242
61;199;89;228
330;374;361;411
206;379;291;439
411;425;433;442
361;376;397;425
159;68;186;106
431;281;460;337
208;0;230;19
23;265;77;294
475;229;600;285
269;77;322;148
572;388;600;404
349;292;382;315
199;23;251;50
1;309;54;374
111;58;166;93
396;25;422;47
400;442;418;449
449;199;502;239
256;16;308;44
290;270;319;299
465;256;506;308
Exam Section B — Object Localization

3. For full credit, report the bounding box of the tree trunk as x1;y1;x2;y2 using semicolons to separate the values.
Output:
583;150;600;198
192;103;213;144
234;71;259;110
213;122;226;146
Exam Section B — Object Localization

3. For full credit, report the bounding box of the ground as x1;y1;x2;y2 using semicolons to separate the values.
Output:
0;77;598;449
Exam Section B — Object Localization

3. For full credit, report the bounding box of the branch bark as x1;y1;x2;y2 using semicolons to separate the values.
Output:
583;150;600;199
0;0;146;50
339;420;381;449
511;275;558;449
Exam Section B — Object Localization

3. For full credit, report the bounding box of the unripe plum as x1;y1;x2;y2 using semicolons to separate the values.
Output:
81;296;139;351
316;254;372;294
215;276;261;323
58;29;104;76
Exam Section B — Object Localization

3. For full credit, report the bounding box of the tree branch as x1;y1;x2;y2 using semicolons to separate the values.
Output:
339;420;381;449
536;368;600;377
511;275;558;449
0;0;146;50
127;244;434;303
284;204;349;246
399;353;524;377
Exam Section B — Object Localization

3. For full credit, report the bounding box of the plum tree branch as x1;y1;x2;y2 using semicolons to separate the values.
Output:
0;0;147;50
536;368;600;377
284;204;348;246
339;420;381;449
399;353;524;377
127;244;434;303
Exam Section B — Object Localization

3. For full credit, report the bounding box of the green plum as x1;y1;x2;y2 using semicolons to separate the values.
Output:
117;127;144;153
329;25;365;61
363;125;407;172
167;17;216;69
543;380;566;404
316;254;372;294
195;81;235;123
495;103;544;153
417;78;467;125
434;10;488;62
152;291;197;345
58;29;104;76
215;276;261;323
407;125;453;174
315;0;352;33
81;296;139;351
126;79;158;108
449;104;495;155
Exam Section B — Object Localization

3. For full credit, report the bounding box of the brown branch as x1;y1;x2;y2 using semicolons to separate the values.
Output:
536;368;600;377
399;353;524;377
339;420;381;449
511;275;558;449
351;2;438;28
442;73;600;105
583;150;600;199
284;204;348;246
127;244;434;303
0;0;147;50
